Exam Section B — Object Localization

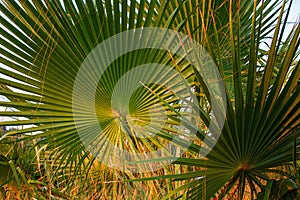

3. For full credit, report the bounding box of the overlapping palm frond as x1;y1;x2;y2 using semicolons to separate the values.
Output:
150;0;300;199
0;0;299;199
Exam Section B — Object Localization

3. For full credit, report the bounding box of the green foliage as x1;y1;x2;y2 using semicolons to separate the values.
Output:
257;178;298;200
0;0;299;199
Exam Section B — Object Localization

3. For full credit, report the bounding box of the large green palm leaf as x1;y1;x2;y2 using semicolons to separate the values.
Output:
0;0;207;188
157;0;300;199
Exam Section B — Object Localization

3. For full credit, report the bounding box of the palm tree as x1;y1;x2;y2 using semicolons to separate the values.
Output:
0;0;299;199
